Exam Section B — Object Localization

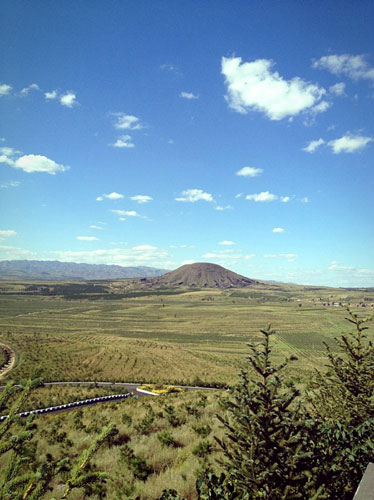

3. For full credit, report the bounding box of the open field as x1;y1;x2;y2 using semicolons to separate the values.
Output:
0;280;373;385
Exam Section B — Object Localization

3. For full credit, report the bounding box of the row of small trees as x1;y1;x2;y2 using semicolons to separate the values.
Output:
0;309;373;499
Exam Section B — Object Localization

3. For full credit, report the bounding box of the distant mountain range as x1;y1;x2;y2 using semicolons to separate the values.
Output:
0;260;169;281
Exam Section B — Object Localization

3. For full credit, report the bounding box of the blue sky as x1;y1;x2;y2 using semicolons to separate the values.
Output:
0;0;373;286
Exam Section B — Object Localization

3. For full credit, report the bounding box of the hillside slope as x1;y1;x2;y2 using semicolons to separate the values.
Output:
149;262;258;288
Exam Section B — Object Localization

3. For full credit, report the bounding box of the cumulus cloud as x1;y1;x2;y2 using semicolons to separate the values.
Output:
0;84;12;96
0;148;69;175
219;240;235;246
0;230;17;237
272;227;285;233
313;54;374;81
111;135;135;148
180;91;199;99
280;196;291;203
45;90;58;100
113;113;143;130
246;191;278;202
175;189;214;203
222;56;327;120
130;195;153;204
303;138;325;153
236;166;263;177
60;92;77;108
76;236;99;241
328;134;373;153
96;192;124;201
13;154;69;174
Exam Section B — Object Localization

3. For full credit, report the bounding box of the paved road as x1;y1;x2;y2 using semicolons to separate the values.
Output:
0;381;218;420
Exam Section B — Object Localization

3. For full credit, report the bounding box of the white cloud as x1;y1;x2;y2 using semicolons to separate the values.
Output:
236;166;263;177
0;180;20;188
77;236;99;241
219;240;235;246
303;138;325;153
97;192;124;201
215;205;232;211
113;113;143;130
130;195;153;204
50;245;169;267
111;135;135;148
280;196;291;203
20;83;39;95
0;155;15;166
313;54;374;81
264;253;298;262
328;134;373;154
246;191;278;202
89;225;103;230
180;91;199;99
222;56;327;120
0;84;12;96
0;230;17;237
45;90;58;100
12;154;69;174
175;189;214;203
272;227;285;233
111;209;141;217
329;82;346;96
235;193;243;199
60;92;77;108
245;254;256;259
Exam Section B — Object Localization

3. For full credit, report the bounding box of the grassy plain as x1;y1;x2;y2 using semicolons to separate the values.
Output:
1;280;374;499
0;280;373;384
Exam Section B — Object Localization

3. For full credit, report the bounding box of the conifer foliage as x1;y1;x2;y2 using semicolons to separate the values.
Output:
0;377;117;499
215;326;324;499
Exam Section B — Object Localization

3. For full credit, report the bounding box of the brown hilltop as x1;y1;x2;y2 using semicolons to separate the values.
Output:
148;262;259;289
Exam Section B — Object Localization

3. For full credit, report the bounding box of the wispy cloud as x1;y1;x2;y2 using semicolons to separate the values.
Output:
219;240;235;246
111;135;135;148
329;82;346;96
222;56;327;120
313;54;374;81
20;83;40;95
236;166;263;177
130;195;153;204
264;253;298;262
175;189;214;203
272;227;285;233
113;113;143;130
0;230;17;237
76;236;99;241
111;209;142;219
0;180;20;188
180;91;199;99
303;138;325;153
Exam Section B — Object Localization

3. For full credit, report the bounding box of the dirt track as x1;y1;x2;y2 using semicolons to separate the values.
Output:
0;343;16;379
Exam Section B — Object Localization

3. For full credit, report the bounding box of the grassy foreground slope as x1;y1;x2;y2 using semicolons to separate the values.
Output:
0;280;373;384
